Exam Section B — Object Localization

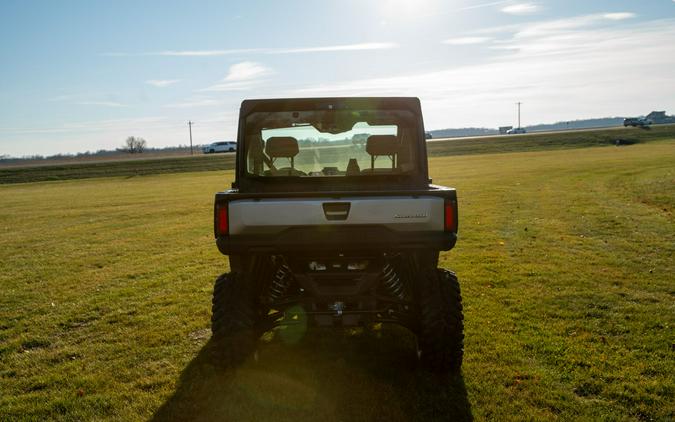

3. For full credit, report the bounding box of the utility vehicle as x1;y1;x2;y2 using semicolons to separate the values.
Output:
211;97;463;374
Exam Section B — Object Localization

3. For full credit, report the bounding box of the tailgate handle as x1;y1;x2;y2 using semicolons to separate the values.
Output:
323;202;351;221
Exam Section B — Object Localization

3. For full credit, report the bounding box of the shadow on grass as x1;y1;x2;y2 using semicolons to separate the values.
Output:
153;327;472;422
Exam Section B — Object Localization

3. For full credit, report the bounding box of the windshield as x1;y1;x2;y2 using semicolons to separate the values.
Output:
244;109;419;177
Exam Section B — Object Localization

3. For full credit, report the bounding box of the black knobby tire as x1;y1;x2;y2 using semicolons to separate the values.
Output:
417;268;464;374
211;272;259;367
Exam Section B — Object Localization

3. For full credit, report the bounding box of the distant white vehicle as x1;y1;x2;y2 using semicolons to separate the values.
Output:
203;141;237;154
506;127;527;134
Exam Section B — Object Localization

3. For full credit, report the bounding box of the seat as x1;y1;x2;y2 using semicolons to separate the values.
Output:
264;137;301;176
363;135;399;172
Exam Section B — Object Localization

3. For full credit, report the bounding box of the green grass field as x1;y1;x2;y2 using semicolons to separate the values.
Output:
1;140;673;421
0;153;235;184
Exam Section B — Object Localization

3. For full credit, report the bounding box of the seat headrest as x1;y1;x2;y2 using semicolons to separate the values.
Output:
366;135;399;156
265;137;299;158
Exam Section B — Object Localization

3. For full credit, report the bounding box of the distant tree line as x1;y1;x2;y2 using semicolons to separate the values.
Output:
0;137;214;163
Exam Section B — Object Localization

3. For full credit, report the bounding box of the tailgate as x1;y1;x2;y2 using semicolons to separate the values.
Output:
214;187;458;253
228;196;444;235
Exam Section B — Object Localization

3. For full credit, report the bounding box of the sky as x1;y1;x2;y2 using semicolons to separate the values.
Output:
1;0;674;157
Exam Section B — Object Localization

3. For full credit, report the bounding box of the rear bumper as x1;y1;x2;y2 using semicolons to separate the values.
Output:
216;226;456;254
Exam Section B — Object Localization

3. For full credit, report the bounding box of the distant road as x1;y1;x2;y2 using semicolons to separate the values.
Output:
4;123;671;172
3;124;674;184
428;125;628;143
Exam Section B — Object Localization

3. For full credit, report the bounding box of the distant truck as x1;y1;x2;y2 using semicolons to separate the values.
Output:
623;117;651;128
506;127;526;134
203;141;237;154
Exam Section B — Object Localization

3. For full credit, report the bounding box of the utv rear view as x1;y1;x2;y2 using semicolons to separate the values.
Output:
211;97;463;374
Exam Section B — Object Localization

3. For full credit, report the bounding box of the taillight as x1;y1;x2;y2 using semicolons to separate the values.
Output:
444;199;456;232
216;204;229;236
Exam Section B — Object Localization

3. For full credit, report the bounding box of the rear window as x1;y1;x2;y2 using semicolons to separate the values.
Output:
244;109;419;177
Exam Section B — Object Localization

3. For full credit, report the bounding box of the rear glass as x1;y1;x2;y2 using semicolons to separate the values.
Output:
244;109;419;177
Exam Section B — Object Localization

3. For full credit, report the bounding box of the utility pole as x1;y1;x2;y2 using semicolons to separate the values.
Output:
188;121;194;155
516;102;522;128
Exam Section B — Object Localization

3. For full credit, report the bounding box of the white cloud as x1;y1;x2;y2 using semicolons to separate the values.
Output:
483;13;640;40
146;79;180;87
76;101;129;108
223;61;272;81
199;81;259;92
603;12;636;21
104;43;398;57
458;0;512;11
501;2;540;15
271;42;398;54
415;1;513;19
200;61;273;92
442;36;492;45
101;49;261;57
290;18;675;129
156;49;261;56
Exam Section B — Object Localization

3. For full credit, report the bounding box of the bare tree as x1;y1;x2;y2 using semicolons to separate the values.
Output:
124;136;147;153
124;137;136;153
135;138;146;153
